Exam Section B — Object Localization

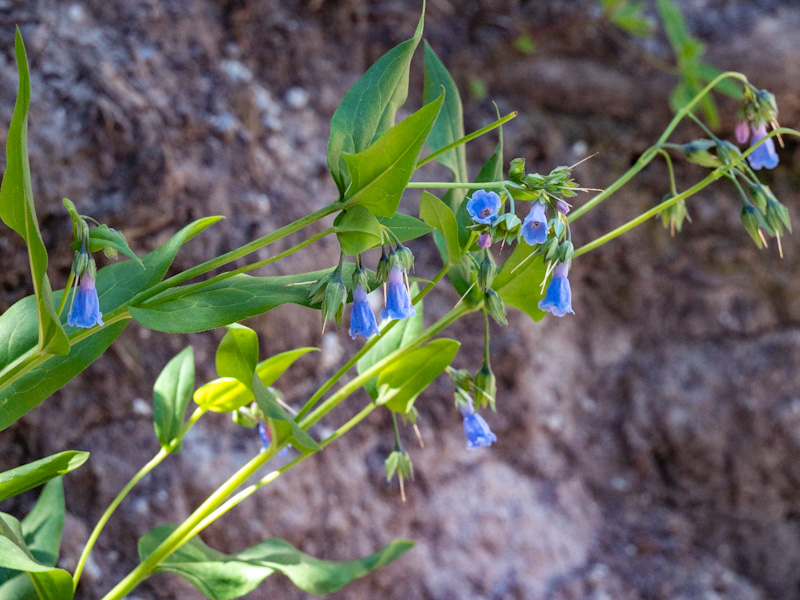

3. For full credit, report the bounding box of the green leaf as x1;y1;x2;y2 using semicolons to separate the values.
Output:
0;478;65;587
0;452;88;503
377;213;433;243
0;217;222;431
139;524;413;599
153;346;195;452
194;348;317;413
656;0;689;56
253;377;321;453
327;3;425;197
0;514;73;600
70;224;142;266
216;324;258;388
0;30;69;356
376;339;460;414
342;93;444;218
0;573;37;599
419;192;460;265
334;205;383;255
356;290;423;400
494;243;547;322
423;42;468;212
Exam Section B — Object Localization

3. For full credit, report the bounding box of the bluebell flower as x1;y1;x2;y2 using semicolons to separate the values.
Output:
538;263;574;317
349;284;380;339
380;266;416;321
68;274;104;328
521;202;549;245
748;123;779;170
459;402;497;450
467;190;501;225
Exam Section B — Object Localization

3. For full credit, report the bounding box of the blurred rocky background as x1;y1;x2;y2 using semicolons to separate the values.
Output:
1;0;799;598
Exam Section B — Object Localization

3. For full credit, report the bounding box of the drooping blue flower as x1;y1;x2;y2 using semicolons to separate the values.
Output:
748;123;779;170
521;202;549;245
380;266;416;321
459;402;497;450
68;274;104;328
538;263;574;317
349;284;380;339
466;190;501;225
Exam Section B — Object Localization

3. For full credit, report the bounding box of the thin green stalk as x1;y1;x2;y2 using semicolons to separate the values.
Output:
406;181;507;190
126;203;340;307
295;263;450;420
139;228;334;308
391;413;402;449
73;407;206;589
482;309;490;363
657;149;679;198
415;112;518;170
56;271;75;317
569;71;750;222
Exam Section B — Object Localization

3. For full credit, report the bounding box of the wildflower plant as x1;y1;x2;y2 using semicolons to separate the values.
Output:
0;4;796;599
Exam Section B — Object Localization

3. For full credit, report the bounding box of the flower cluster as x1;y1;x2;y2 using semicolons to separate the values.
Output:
735;86;780;171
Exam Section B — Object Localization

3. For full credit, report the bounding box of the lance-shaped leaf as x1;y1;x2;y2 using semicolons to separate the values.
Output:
253;377;321;453
376;338;460;414
69;223;142;266
377;213;433;243
341;92;444;218
494;243;547;322
327;2;425;196
0;452;88;503
139;525;414;599
420;191;460;265
0;30;68;356
194;348;318;413
0;216;222;431
153;346;195;452
0;513;73;600
423;41;468;213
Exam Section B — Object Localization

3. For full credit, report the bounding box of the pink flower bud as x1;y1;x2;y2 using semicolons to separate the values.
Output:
477;233;492;249
734;121;750;144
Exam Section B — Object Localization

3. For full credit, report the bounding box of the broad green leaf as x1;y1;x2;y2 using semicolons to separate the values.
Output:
423;41;468;212
342;93;444;218
216;324;258;388
494;243;547;322
0;478;65;588
139;524;414;599
0;452;88;503
327;3;425;197
153;346;195;452
0;573;37;599
333;205;383;255
419;192;460;265
0;30;68;356
376;339;460;414
0;217;221;431
70;224;142;266
377;213;433;242
0;514;73;600
253;377;321;453
194;348;317;413
356;289;423;400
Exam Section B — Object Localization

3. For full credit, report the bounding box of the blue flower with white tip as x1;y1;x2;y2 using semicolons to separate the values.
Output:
68;273;104;329
381;266;416;321
459;401;497;450
538;263;574;317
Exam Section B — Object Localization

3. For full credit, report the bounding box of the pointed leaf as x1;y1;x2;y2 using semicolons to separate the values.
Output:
216;324;258;388
139;524;414;599
194;348;318;413
327;3;425;196
342;93;444;218
494;243;547;322
0;30;68;356
70;224;143;266
419;192;460;265
153;346;195;452
377;213;433;243
376;339;460;414
0;452;88;503
333;205;383;255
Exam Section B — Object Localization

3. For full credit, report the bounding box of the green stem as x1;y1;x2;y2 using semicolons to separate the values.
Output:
569;71;750;222
482;309;490;364
73;407;206;589
657;149;679;197
56;271;75;317
391;413;402;449
139;228;334;308
415;112;518;170
406;181;507;190
295;263;450;420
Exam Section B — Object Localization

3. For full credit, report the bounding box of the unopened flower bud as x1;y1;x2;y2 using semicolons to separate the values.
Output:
485;289;507;326
740;202;765;248
376;250;391;285
478;254;496;291
395;244;414;272
478;232;492;249
474;362;497;410
555;199;571;215
735;121;750;144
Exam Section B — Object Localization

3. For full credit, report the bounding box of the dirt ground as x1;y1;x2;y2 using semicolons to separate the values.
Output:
1;1;800;598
